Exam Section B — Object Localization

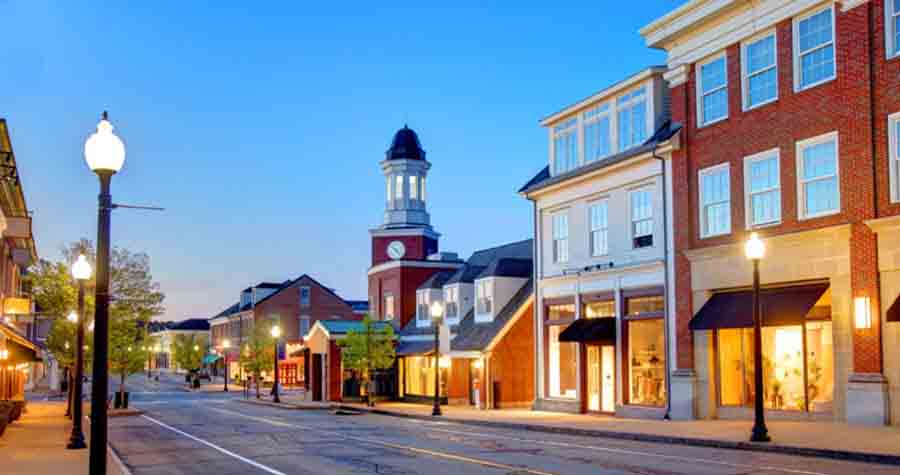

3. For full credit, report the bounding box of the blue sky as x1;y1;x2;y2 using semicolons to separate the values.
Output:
2;1;674;320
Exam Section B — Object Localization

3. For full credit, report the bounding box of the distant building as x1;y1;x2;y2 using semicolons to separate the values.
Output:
148;318;210;372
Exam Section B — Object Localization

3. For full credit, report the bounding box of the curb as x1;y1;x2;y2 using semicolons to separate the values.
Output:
108;443;133;475
335;405;900;466
235;398;331;411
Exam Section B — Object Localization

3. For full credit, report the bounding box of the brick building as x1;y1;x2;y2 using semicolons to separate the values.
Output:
641;0;900;426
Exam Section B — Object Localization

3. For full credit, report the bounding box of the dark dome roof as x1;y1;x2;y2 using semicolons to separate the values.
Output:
386;125;426;161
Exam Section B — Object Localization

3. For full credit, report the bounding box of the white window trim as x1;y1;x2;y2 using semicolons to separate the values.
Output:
696;52;729;127
792;5;837;92
443;285;459;323
409;175;418;200
889;112;900;203
698;163;732;238
616;85;651;152
551;211;569;263
583;103;612;164
743;148;782;229
887;0;900;59
629;186;655;249
741;30;778;111
394;174;404;200
796;131;841;220
551;119;579;176
588;198;609;257
475;278;494;319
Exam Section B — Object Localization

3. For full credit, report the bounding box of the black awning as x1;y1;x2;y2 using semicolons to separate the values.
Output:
690;283;829;331
559;317;615;343
888;294;900;322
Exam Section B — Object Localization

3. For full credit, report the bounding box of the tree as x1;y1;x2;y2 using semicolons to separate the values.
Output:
108;309;148;402
46;317;93;413
339;315;395;406
172;333;207;374
239;324;274;399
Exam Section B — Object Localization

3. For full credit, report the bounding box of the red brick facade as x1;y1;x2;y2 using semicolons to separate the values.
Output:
371;235;438;266
670;1;899;374
368;264;458;328
254;275;357;344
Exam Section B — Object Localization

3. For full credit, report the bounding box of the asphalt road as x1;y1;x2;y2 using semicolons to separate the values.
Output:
108;396;899;475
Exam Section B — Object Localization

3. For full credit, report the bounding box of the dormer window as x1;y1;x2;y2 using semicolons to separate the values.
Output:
552;118;578;175
583;104;611;163
416;291;430;322
476;280;493;316
617;87;647;151
444;286;458;321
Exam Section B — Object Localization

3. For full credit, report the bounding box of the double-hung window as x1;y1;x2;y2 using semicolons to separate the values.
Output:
794;6;835;91
444;286;458;320
552;212;569;263
631;189;653;248
589;200;608;256
890;113;900;202
888;0;900;58
617;87;648;151
476;280;492;315
797;132;840;219
698;54;728;125
583;104;611;163
699;164;731;238
552;119;578;175
416;291;429;322
299;286;311;307
299;316;310;338
742;32;777;109
744;150;781;227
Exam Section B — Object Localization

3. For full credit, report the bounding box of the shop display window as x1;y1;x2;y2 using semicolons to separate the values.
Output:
547;324;578;399
585;300;615;319
403;356;447;397
627;318;666;406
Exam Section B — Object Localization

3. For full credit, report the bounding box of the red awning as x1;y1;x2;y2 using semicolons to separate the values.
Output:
689;283;829;331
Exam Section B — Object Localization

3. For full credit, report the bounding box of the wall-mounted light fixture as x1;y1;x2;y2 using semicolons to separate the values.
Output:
854;296;872;330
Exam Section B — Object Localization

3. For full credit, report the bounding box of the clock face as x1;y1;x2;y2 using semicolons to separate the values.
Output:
387;240;406;260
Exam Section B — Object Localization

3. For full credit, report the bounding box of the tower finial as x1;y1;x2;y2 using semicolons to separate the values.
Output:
102;110;109;121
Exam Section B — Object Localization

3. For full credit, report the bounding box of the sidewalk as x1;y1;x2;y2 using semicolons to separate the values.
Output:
336;401;900;465
0;401;128;475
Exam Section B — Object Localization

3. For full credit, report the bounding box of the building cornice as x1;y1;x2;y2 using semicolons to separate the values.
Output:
369;226;440;240
664;64;690;88
367;259;464;276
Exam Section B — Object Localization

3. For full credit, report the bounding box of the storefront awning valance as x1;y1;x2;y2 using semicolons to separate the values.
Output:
559;317;615;343
202;354;220;365
0;322;41;363
690;283;829;331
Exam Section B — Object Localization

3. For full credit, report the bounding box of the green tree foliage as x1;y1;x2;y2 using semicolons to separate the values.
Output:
108;309;148;398
172;333;207;373
339;315;395;405
239;324;274;399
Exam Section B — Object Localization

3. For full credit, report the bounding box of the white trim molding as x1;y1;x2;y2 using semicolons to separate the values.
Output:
664;64;690;87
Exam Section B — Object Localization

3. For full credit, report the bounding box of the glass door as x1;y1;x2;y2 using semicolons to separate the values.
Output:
587;346;600;412
601;345;616;413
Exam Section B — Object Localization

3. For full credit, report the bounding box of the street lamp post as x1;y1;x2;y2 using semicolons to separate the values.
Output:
67;254;91;450
430;301;444;417
222;339;231;392
745;233;770;443
84;111;126;475
271;325;281;403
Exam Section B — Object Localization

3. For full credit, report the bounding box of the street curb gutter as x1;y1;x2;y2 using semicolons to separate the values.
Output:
108;443;133;475
235;399;331;410
335;405;900;466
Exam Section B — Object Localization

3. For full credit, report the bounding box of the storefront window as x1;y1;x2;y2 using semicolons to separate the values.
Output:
717;323;833;412
403;356;447;398
547;325;577;399
627;318;666;406
585;301;615;318
626;295;664;316
547;303;575;320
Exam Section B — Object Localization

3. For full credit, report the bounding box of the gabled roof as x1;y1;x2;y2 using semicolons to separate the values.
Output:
452;279;533;352
211;302;240;320
475;257;532;280
440;239;533;288
168;318;211;332
253;274;353;310
419;270;455;290
397;316;435;337
519;121;681;196
445;265;486;285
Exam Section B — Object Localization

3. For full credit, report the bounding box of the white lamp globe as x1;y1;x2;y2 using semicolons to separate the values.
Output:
271;325;281;339
67;311;78;323
72;254;92;281
84;113;126;173
430;301;444;323
745;232;765;261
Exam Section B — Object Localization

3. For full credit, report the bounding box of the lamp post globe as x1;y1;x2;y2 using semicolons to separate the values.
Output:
271;325;281;403
67;311;77;323
430;301;444;416
85;111;126;475
745;232;770;443
67;255;90;450
72;254;92;281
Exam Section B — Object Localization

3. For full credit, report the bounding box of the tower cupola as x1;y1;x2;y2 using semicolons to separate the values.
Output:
381;125;431;229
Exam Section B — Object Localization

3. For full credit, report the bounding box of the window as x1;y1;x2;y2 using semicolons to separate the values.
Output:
444;286;458;320
299;286;311;307
627;319;666;406
744;149;781;227
421;177;426;201
299;316;310;338
476;280;492;315
383;293;395;321
589;200;609;256
552;212;569;263
416;291;429;322
545;303;577;399
584;300;615;319
617;87;648;151
552;118;578;175
394;175;404;200
742;32;778;109
625;295;665;317
386;176;392;203
403;356;447;397
699;164;731;237
718;323;833;412
697;54;728;125
797;132;839;219
890;113;900;202
794;7;835;91
583;104;611;163
888;0;900;58
630;189;653;248
409;175;418;200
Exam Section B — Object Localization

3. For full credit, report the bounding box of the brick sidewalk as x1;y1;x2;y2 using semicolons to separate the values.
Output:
1;401;128;475
337;401;900;465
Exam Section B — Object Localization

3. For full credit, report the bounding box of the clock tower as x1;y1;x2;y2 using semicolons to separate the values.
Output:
367;126;462;328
